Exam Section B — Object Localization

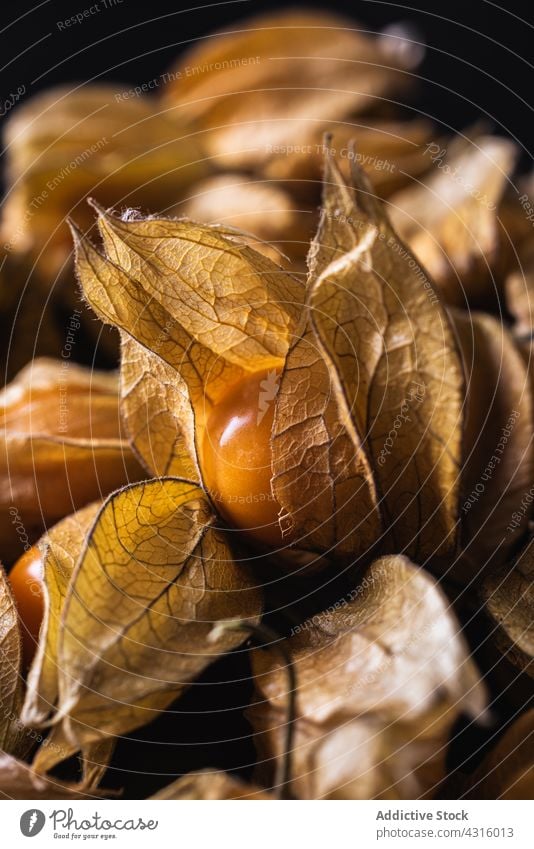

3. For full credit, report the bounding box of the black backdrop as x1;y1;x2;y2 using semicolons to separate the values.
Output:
1;0;533;162
1;0;533;797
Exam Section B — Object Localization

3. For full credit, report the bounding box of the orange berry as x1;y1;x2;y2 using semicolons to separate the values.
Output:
201;369;287;548
9;545;45;667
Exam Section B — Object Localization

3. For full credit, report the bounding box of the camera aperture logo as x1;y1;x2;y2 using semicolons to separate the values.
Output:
257;369;280;425
20;810;46;837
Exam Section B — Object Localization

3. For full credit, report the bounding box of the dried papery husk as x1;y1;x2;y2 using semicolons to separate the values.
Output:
451;310;534;579
178;173;313;264
0;565;26;756
0;253;66;385
389;135;518;307
248;556;485;799
73;207;304;487
505;235;534;341
0;358;144;562
460;711;534;799
272;152;464;565
1;85;208;277
262;119;436;200
22;501;102;728
481;537;534;678
41;479;262;748
151;769;271;800
0;753;109;800
162;10;417;170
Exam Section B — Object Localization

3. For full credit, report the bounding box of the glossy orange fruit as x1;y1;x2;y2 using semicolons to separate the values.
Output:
9;545;45;667
201;369;288;547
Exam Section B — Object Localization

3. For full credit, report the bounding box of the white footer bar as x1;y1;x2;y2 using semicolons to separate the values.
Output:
2;798;531;848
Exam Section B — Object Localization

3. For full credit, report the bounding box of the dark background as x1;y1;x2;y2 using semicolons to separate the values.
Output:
1;0;533;797
1;0;533;163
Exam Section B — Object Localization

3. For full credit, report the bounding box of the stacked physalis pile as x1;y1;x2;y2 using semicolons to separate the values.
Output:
0;10;533;800
0;155;532;800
